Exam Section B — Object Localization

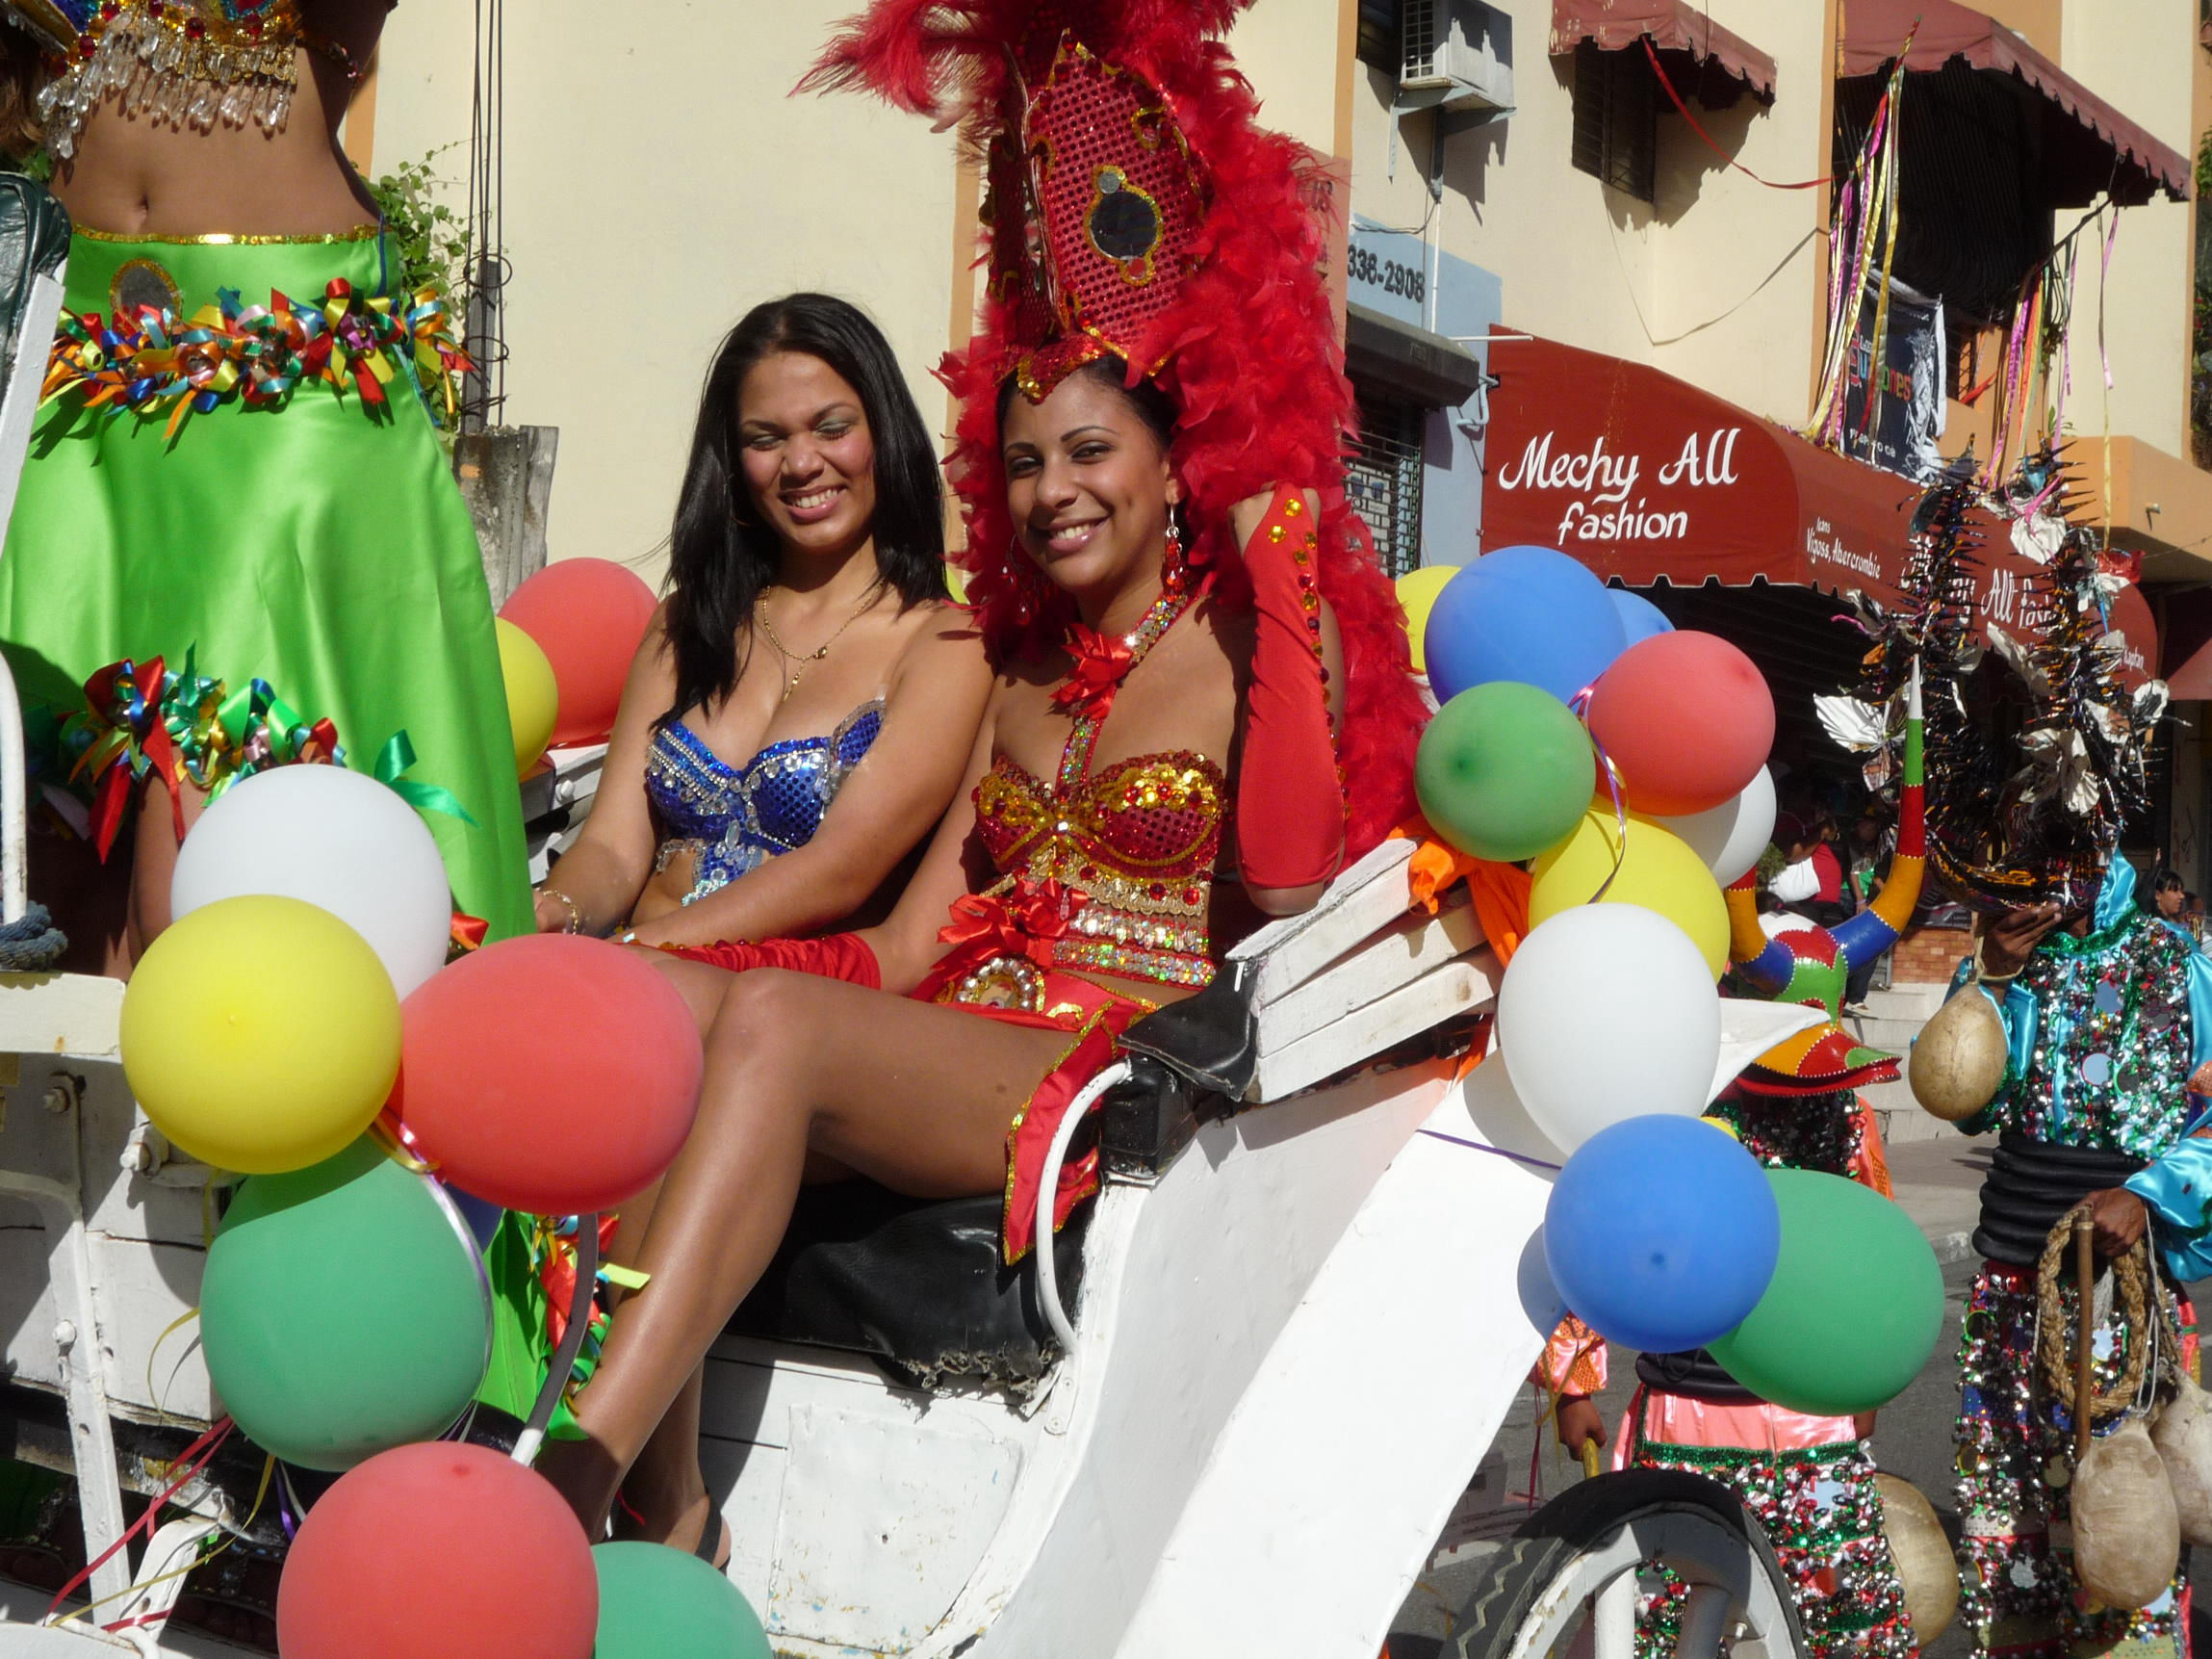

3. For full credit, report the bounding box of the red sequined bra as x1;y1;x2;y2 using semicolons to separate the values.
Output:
932;588;1224;998
973;745;1224;989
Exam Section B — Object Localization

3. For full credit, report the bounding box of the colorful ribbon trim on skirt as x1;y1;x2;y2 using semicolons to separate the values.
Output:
56;652;342;857
43;277;473;436
49;652;473;857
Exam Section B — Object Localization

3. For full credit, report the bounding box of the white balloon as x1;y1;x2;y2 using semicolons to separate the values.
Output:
1496;905;1722;1151
1659;765;1776;887
171;767;453;998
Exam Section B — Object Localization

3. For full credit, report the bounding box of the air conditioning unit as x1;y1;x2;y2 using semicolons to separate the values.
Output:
1399;0;1513;115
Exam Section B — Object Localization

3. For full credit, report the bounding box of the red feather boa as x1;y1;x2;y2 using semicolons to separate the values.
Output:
807;0;1425;859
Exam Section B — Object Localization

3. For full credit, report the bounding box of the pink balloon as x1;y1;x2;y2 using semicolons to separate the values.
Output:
1586;633;1774;817
276;1443;597;1659
394;936;701;1215
500;560;657;748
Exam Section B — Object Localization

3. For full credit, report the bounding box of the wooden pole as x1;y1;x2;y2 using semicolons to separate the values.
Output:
2074;1209;2096;1461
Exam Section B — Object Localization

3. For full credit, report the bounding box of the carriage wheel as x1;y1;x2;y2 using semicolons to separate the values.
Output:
1447;1469;1806;1659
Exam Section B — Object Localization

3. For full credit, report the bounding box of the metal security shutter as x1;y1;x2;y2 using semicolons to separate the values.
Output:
1348;388;1425;578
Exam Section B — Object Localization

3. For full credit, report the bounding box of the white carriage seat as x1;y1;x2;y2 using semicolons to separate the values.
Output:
725;841;1499;1389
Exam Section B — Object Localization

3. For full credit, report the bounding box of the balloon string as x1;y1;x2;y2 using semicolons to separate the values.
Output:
44;1416;233;1622
369;1105;439;1174
87;1453;277;1638
1417;1127;1562;1173
1569;687;1633;906
142;1306;204;1426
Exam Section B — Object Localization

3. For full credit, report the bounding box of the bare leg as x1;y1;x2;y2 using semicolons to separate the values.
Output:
597;1176;711;1550
599;1067;853;1546
539;970;1068;1534
124;777;206;969
644;951;740;1041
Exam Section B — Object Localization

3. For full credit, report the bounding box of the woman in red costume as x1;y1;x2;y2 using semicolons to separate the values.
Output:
537;0;1428;1555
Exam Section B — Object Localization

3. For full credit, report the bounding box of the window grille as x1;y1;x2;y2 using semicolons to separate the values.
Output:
1347;389;1426;578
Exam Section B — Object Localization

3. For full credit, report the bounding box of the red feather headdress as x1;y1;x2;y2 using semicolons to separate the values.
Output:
804;0;1424;858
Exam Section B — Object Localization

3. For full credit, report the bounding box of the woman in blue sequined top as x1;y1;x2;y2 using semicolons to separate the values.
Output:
531;295;989;950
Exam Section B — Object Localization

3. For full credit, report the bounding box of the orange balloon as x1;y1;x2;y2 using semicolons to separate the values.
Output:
393;936;701;1215
499;559;657;748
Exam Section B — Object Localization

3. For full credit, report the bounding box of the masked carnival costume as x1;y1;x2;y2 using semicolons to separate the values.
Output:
1938;852;2212;1659
1855;470;2203;1659
656;0;1424;1268
0;0;530;937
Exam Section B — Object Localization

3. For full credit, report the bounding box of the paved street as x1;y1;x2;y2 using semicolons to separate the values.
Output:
1387;1132;2212;1659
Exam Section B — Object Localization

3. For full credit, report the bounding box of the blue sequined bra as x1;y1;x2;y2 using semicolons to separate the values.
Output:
644;700;885;904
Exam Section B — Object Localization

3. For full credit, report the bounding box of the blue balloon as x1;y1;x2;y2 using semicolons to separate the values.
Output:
1543;1115;1780;1355
1425;546;1629;705
1609;587;1675;646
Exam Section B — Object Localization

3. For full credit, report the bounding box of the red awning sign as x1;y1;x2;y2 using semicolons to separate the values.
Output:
1481;333;2156;686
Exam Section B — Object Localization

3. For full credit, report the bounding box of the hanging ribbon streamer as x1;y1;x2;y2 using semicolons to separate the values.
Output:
373;731;478;826
1639;39;1830;192
1806;55;1907;448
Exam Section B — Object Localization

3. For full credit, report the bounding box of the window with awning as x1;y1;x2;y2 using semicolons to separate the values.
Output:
1548;1;1776;105
1837;0;2190;209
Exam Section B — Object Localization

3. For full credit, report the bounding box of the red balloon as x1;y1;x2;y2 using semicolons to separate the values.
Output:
499;559;658;748
276;1442;597;1659
394;936;701;1215
1585;632;1774;817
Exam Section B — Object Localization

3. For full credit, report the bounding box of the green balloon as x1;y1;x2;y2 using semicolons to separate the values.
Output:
1708;1167;1942;1416
593;1541;770;1659
1415;682;1595;862
200;1137;490;1470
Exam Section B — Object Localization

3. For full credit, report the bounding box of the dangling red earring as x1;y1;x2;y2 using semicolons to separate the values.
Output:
1163;509;1188;594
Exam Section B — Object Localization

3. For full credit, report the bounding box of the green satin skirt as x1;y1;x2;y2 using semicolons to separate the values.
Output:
0;227;529;939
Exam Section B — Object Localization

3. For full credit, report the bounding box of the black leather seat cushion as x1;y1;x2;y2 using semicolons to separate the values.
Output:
727;1179;1090;1390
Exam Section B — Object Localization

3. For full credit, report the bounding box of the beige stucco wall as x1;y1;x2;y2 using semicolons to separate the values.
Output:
1346;0;1830;428
369;0;961;580
369;1;1350;579
2057;0;2196;461
1227;0;1350;156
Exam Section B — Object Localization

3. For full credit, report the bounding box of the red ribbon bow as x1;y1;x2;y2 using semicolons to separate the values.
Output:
1052;624;1136;724
935;877;1091;970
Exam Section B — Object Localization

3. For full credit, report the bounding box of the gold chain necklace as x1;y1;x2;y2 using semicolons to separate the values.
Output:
754;583;882;701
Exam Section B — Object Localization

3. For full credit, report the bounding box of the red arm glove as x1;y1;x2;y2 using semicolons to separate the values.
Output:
1235;486;1345;892
659;932;881;989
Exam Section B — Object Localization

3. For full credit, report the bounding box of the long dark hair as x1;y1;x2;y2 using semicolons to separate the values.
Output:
0;27;44;160
661;293;947;721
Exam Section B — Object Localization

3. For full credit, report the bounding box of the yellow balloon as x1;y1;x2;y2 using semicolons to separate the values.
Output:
1395;565;1458;674
119;895;403;1175
1528;810;1731;978
495;617;559;776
